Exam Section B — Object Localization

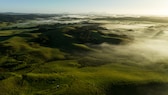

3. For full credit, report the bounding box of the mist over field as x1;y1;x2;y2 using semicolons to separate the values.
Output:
89;19;168;67
1;0;168;94
1;14;168;95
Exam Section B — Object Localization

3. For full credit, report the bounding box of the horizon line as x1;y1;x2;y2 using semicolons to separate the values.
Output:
1;11;168;17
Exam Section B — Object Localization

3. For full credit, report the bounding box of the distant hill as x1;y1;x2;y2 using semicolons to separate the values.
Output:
0;13;54;22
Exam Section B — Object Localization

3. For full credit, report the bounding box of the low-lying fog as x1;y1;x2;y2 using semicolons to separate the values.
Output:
8;14;168;67
9;14;93;28
91;20;168;67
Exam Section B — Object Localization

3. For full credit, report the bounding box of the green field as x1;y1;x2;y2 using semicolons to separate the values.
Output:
0;14;168;95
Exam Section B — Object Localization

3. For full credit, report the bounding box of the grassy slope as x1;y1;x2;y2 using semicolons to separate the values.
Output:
0;20;168;95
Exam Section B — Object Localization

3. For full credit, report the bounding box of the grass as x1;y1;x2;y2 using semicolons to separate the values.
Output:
1;60;168;95
0;18;168;95
27;60;168;94
0;22;13;28
73;43;94;51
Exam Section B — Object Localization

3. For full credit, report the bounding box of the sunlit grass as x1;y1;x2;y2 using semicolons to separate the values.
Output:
1;15;168;95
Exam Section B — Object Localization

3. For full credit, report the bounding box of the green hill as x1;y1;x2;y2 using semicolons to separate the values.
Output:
0;15;168;95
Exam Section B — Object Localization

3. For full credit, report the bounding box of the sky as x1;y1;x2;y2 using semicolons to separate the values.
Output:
0;0;168;15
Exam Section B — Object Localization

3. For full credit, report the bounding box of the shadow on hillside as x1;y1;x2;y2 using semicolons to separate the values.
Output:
106;82;168;95
32;24;130;52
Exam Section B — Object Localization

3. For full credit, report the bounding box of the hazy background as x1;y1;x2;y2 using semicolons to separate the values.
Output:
0;0;168;16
